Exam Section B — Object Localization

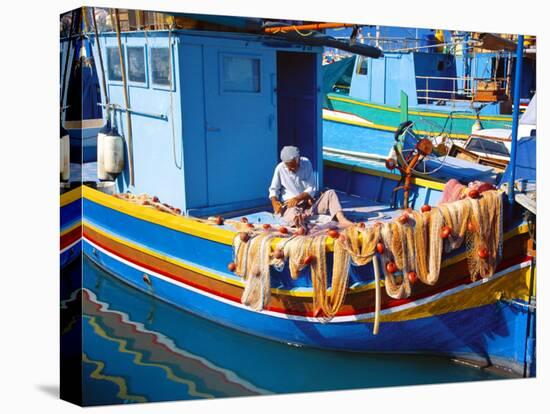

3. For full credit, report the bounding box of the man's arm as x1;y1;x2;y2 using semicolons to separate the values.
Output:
270;196;283;214
269;165;283;214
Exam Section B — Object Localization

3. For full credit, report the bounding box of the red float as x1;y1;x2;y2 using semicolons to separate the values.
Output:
327;229;340;239
468;189;480;199
376;242;385;254
239;232;250;242
279;226;289;234
385;158;397;170
303;255;314;265
386;261;397;273
440;226;452;239
477;182;495;193
227;262;237;272
215;216;224;225
296;227;306;236
407;271;418;284
421;204;431;213
262;223;271;230
398;213;409;224
478;247;489;259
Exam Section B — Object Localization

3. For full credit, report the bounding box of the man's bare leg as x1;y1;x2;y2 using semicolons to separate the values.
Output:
335;211;354;227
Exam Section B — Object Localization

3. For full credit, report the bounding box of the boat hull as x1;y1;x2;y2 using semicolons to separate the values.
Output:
61;186;82;268
326;93;513;140
82;186;535;376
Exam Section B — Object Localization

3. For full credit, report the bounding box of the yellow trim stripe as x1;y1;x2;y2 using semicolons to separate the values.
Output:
83;186;235;245
328;95;512;122
61;220;81;237
363;265;531;322
324;159;446;191
84;219;528;298
85;221;318;297
323;112;470;140
60;186;82;207
84;221;245;290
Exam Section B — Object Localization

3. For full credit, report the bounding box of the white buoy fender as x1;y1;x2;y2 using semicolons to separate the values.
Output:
104;132;124;174
60;131;70;182
97;125;109;181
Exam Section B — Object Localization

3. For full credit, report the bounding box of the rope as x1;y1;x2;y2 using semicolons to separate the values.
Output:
91;7;109;117
372;254;382;335
229;189;504;318
167;27;182;170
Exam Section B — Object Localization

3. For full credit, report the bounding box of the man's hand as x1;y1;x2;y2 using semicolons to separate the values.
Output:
286;197;300;208
271;197;283;215
286;193;312;208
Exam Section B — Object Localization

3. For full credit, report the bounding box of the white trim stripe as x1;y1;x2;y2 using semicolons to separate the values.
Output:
60;238;81;254
83;237;531;324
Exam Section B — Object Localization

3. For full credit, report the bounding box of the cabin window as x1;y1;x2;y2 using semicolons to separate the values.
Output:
127;46;146;83
356;56;368;75
437;60;445;71
221;56;260;93
151;47;171;86
107;46;124;81
466;138;510;157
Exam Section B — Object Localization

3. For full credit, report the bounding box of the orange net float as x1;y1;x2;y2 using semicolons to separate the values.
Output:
386;261;398;273
327;229;340;239
407;271;418;284
385;158;397;171
440;226;452;239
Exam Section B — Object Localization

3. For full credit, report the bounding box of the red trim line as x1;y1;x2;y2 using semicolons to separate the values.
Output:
61;226;82;250
83;229;531;318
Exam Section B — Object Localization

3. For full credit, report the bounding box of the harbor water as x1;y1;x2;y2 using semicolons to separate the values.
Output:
67;255;505;406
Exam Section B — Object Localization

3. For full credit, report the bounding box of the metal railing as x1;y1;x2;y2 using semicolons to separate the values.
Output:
415;75;509;104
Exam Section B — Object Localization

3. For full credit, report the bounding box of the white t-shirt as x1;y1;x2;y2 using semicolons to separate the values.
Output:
268;157;317;202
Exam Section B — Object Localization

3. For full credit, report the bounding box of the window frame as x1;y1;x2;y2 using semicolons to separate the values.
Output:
149;45;175;91
219;52;262;95
106;45;125;85
355;56;369;76
126;45;148;88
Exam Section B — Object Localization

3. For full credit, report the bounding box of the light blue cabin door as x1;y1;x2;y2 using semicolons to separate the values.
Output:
203;47;277;206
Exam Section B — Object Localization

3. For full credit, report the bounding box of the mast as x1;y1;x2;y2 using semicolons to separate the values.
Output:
507;34;524;204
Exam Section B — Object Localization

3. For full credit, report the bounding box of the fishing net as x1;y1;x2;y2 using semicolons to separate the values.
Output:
233;232;277;311
231;189;504;315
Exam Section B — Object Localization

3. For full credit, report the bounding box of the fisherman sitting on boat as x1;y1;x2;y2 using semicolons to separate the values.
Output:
269;146;354;228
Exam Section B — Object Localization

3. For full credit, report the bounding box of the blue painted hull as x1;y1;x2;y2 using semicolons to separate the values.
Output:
60;194;82;269
82;234;534;376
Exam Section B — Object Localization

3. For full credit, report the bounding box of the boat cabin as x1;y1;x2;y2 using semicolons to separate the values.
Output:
350;51;458;108
348;50;535;115
91;30;324;216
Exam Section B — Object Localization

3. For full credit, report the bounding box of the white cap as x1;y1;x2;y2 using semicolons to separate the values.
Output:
280;146;300;162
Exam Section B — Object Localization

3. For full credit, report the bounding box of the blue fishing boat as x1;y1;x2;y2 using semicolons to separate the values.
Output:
61;9;104;164
324;31;536;140
65;10;536;395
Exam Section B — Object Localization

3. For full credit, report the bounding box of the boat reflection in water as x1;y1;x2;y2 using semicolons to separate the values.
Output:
75;255;502;406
